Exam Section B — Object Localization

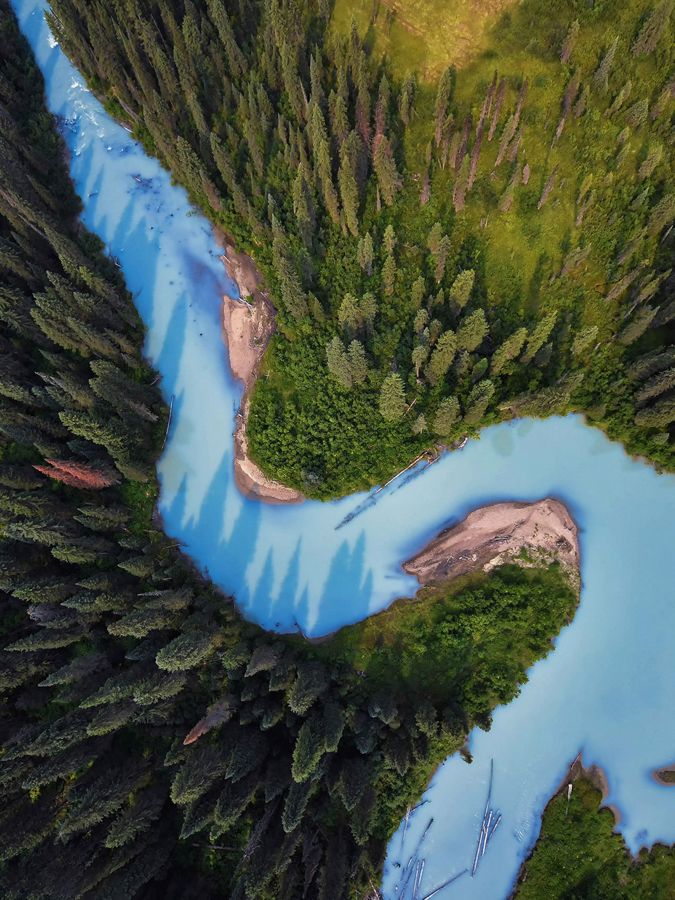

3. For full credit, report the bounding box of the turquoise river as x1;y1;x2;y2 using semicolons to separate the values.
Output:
12;1;675;897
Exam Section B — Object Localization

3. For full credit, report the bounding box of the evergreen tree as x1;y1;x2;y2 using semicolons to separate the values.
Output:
326;337;353;389
433;397;461;436
271;220;309;320
426;330;457;384
348;341;368;386
338;137;360;238
449;269;475;311
592;37;618;92
434;67;454;147
631;0;673;56
560;20;580;64
372;135;399;206
457;308;488;352
464;379;496;424
491;328;529;374
378;374;406;422
381;254;397;297
521;312;557;364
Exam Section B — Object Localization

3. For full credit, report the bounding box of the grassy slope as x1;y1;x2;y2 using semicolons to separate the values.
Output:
338;0;665;326
331;0;520;80
515;777;675;898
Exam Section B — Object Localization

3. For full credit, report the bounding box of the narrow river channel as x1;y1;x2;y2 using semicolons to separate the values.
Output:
13;2;675;896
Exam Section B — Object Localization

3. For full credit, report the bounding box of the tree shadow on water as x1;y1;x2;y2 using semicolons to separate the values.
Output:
308;530;373;637
264;538;303;632
153;289;188;402
162;447;264;612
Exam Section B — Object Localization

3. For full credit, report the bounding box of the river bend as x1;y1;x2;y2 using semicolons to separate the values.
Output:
13;2;675;897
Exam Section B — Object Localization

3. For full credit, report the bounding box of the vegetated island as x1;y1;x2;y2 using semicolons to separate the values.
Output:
404;498;580;592
513;756;675;898
220;236;304;504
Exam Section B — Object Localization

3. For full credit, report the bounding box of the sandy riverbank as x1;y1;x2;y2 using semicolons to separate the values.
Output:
219;236;304;505
403;498;579;589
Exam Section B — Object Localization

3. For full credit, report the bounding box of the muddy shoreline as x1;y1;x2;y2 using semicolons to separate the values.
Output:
403;498;580;592
216;230;304;505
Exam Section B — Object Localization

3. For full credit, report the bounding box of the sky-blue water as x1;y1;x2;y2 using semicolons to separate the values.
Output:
13;2;674;896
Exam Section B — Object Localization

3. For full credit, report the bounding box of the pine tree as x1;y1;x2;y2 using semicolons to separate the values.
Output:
449;269;475;311
372;135;399;206
399;76;415;126
457;308;488;351
323;702;345;752
434;67;454;146
427;222;443;259
378;374;406;422
33;458;118;489
292;168;316;249
537;168;558;210
360;292;378;333
560;20;580;64
292;717;325;782
636;367;675;404
648;193;675;234
625;98;649;129
271;220;309;320
357;233;374;274
412;344;429;378
155;628;221;672
411;276;426;309
638;144;663;181
326;336;353;389
381;254;397;297
634;398;675;428
521;311;558;364
309;104;340;225
464;379;495;424
338;138;360;237
414;308;429;334
433;397;460;436
426;330;457;384
337;294;362;332
434;234;451;283
491;328;528;374
348;341;368;386
286;662;327;714
282;779;314;833
631;0;673;56
593;37;618;92
383;224;396;257
412;413;427;434
619;306;657;345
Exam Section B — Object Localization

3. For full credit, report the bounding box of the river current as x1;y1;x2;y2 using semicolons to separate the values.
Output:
13;2;675;896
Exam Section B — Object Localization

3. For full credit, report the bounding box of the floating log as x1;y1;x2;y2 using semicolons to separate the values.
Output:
419;869;468;900
161;394;175;451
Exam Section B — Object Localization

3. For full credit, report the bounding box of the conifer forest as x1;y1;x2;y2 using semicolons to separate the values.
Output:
0;0;673;898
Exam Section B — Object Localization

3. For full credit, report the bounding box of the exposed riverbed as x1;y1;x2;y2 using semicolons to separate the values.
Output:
14;2;674;897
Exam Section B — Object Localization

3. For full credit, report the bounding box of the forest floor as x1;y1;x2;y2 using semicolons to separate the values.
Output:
219;238;304;504
404;498;580;589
